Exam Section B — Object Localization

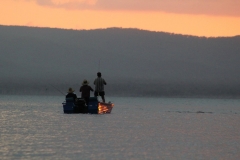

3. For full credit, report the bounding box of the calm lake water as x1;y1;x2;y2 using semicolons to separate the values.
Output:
1;95;240;160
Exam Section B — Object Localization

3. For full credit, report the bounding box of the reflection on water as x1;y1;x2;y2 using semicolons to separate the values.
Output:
0;95;240;159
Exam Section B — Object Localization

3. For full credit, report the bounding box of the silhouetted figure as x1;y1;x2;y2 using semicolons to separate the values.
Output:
94;72;107;102
66;87;77;102
80;79;94;106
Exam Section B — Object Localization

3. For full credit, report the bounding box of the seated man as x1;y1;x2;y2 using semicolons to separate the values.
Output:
66;87;77;102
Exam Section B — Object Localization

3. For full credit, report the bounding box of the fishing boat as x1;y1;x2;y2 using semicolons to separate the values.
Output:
62;97;114;114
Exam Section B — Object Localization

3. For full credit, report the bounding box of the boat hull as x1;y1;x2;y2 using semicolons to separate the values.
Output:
62;97;114;114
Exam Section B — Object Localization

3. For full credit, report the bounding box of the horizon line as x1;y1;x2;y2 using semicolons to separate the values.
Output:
1;24;239;38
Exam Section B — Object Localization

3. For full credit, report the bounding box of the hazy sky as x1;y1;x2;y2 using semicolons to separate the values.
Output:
1;0;240;37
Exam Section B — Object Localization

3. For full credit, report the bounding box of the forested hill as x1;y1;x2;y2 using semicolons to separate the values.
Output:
0;25;240;97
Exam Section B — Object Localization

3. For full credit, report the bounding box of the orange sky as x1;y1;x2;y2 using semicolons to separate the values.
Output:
1;0;240;37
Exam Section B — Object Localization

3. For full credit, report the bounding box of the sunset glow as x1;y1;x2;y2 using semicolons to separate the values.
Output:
1;0;240;37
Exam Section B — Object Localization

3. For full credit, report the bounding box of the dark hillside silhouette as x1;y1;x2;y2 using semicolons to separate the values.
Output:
0;25;239;97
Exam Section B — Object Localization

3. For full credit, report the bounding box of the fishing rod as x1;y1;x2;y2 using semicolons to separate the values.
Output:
48;84;66;96
98;59;101;72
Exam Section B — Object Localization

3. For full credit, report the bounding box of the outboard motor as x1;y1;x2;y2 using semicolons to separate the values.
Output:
75;98;87;113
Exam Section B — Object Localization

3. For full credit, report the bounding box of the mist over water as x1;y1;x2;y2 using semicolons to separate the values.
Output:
0;25;240;97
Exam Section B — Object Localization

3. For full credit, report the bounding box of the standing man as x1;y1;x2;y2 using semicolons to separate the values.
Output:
94;72;107;102
80;79;94;106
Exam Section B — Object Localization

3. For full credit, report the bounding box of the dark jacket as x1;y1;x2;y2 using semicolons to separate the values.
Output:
66;93;77;101
80;85;94;98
